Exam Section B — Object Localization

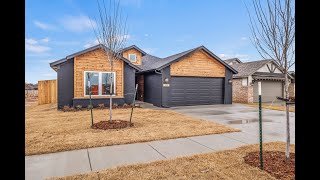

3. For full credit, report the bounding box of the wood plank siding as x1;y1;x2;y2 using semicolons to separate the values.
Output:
170;49;225;77
73;48;124;98
38;79;57;105
122;48;142;65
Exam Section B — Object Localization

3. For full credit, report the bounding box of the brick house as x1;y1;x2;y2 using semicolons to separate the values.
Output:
224;58;294;103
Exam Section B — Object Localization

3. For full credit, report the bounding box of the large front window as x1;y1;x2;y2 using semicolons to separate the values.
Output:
84;71;116;96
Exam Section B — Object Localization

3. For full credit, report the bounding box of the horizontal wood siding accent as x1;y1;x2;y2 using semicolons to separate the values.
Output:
74;48;124;98
170;49;225;77
38;79;57;105
122;48;142;65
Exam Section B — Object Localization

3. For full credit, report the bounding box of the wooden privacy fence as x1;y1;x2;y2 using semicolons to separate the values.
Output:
38;80;57;105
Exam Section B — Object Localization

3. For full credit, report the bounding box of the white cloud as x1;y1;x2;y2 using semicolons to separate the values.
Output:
241;37;247;41
33;20;56;30
60;15;96;33
84;39;99;48
37;59;55;63
25;37;51;53
142;48;158;54
219;53;250;61
25;38;38;44
40;37;49;43
144;34;149;37
26;44;51;53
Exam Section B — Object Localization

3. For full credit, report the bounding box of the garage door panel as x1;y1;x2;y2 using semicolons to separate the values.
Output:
253;81;283;102
170;76;224;106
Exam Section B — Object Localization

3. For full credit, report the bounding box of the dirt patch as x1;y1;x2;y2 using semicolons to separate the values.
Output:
92;120;134;130
244;151;295;179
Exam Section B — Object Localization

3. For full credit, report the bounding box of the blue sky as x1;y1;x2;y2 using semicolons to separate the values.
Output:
26;0;279;84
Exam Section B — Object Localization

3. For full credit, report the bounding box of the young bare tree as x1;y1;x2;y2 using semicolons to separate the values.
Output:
92;0;128;122
246;0;295;160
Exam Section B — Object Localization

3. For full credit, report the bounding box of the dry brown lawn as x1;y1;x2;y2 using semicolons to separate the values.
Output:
246;103;295;112
26;103;239;155
49;142;295;180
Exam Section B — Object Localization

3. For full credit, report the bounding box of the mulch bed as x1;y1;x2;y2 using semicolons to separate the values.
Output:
244;151;295;179
92;120;134;130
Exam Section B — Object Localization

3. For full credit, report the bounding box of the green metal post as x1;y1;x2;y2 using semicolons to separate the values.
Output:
259;94;263;170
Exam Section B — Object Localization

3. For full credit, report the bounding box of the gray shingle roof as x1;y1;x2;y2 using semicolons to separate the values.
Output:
50;44;238;74
50;44;141;71
137;47;197;72
230;59;273;77
224;58;242;64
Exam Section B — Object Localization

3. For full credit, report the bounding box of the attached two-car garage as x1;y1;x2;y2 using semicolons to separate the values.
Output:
170;77;224;106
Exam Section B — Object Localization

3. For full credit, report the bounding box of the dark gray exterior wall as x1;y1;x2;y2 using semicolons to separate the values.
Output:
57;58;74;109
224;67;233;104
143;71;162;107
123;63;136;104
161;66;171;107
73;98;125;107
72;63;136;107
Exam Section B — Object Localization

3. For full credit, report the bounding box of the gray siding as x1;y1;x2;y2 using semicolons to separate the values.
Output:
124;63;136;104
144;72;162;107
73;98;125;107
224;68;233;104
57;58;74;109
161;66;171;107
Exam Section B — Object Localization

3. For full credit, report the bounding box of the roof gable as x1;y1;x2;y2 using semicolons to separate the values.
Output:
50;44;141;71
120;45;146;55
139;46;238;74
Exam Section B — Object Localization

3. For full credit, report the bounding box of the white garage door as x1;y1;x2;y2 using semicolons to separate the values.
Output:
253;81;283;102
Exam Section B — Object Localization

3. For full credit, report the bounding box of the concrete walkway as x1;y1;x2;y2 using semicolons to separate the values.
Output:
26;104;295;180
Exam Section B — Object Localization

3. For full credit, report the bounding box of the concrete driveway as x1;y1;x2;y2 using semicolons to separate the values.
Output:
171;103;295;144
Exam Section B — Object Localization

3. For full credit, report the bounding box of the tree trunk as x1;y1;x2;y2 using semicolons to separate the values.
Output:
284;72;290;161
109;75;112;123
109;57;113;123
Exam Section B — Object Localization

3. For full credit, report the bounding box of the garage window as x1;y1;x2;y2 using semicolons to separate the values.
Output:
242;78;248;86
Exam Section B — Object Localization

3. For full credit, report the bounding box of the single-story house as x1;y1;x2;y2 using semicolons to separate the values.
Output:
50;44;237;109
224;58;294;103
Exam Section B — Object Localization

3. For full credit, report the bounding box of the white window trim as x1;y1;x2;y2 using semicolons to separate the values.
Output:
83;71;116;97
242;78;248;87
128;54;137;62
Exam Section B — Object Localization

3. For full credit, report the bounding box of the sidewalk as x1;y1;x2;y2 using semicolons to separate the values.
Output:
25;130;293;180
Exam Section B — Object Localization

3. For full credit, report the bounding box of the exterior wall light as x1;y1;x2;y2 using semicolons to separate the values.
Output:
228;79;232;83
164;77;169;83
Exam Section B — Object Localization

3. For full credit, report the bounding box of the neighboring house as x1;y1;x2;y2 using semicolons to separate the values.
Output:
224;58;294;103
50;44;237;109
288;71;295;97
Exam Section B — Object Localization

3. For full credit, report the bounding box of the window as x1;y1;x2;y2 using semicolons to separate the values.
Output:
242;78;248;86
84;71;116;96
129;54;136;62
